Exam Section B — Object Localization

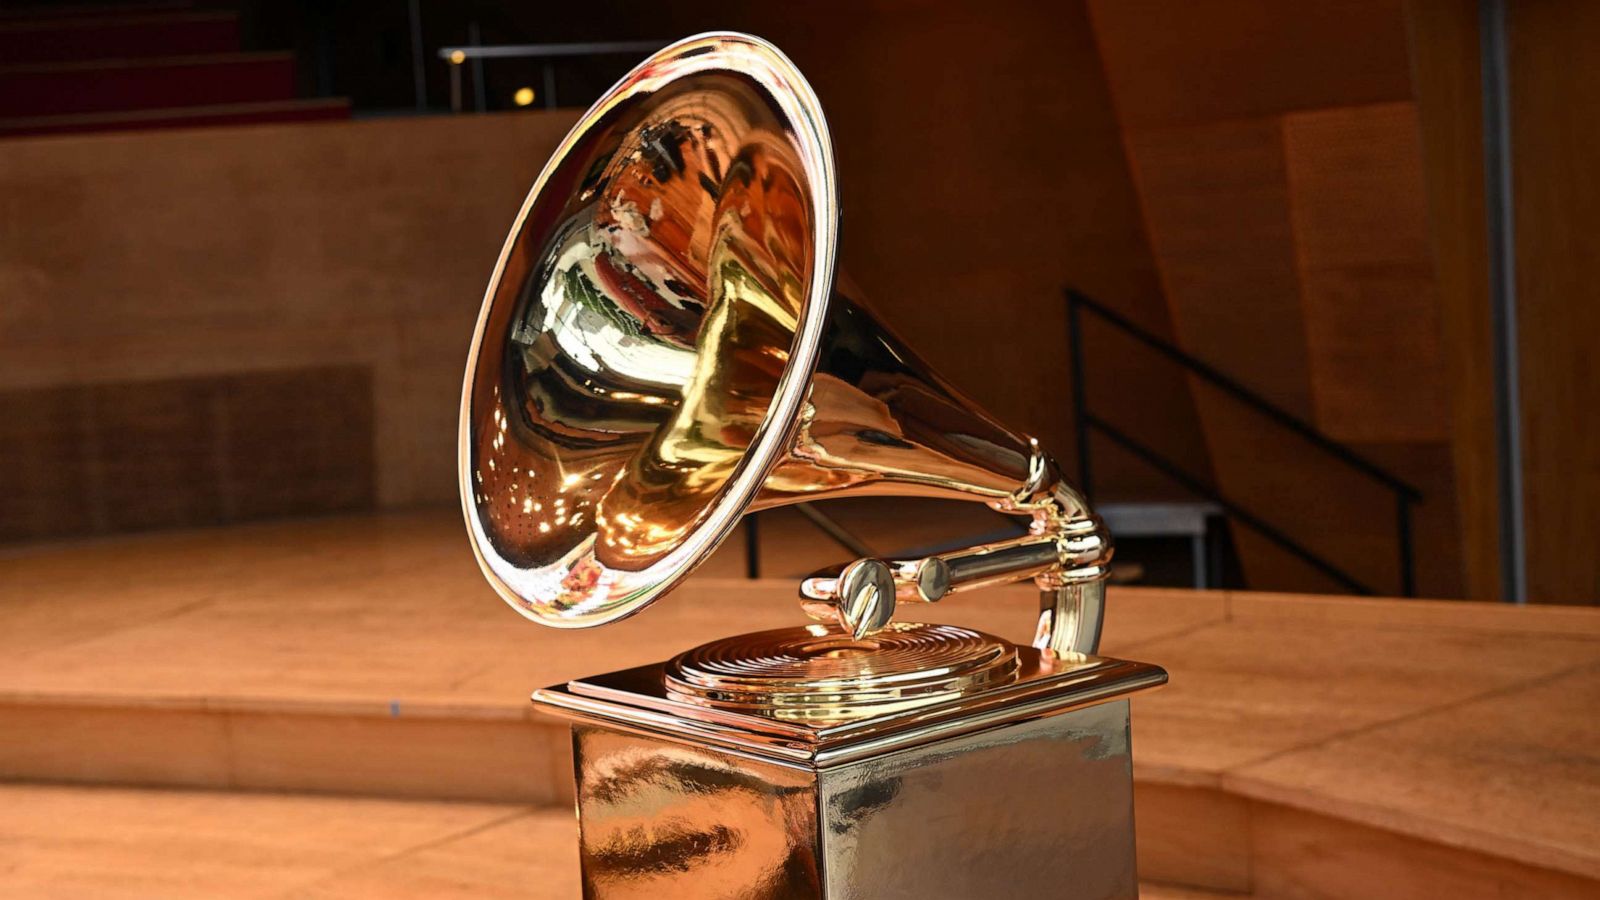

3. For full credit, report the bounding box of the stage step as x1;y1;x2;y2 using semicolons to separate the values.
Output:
1;98;352;139
0;52;297;118
0;783;575;898
0;11;240;65
2;512;1598;898
0;783;1228;898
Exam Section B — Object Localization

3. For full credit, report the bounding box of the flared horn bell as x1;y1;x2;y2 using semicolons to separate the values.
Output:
460;33;1111;656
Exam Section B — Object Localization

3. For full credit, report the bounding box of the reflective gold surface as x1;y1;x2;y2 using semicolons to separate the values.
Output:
461;34;836;628
458;33;1115;657
549;659;1153;899
465;37;1159;891
573;726;822;899
664;623;1018;722
535;647;1165;768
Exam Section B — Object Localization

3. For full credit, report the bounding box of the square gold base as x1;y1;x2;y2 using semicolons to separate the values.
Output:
534;645;1165;899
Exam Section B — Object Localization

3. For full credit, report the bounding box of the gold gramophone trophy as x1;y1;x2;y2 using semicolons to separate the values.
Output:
459;33;1166;899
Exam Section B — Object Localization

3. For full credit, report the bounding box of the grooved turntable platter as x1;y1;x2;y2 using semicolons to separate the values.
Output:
665;622;1019;721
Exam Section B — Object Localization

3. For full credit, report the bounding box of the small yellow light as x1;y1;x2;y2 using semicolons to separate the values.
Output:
513;86;536;107
449;49;466;65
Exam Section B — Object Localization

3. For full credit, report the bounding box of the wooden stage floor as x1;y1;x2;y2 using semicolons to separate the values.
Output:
2;510;1598;897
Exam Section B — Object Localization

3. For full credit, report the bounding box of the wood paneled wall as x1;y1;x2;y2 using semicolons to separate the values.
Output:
1506;3;1600;603
1088;0;1465;597
0;367;373;542
0;112;578;540
1085;0;1416;131
1284;102;1448;445
1405;0;1502;601
1401;0;1600;603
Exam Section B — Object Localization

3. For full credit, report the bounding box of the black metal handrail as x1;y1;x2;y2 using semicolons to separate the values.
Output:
1066;288;1420;596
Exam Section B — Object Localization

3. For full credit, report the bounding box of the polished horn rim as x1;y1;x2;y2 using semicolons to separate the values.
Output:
458;32;838;628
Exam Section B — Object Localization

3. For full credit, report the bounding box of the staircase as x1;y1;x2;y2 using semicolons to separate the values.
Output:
0;3;350;138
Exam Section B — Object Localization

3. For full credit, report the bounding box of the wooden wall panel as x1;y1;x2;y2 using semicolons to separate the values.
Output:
0;367;374;542
1507;3;1600;603
1124;119;1353;593
1284;101;1449;444
1125;119;1315;418
1402;0;1501;600
0;112;578;524
1087;0;1414;129
1090;1;1469;596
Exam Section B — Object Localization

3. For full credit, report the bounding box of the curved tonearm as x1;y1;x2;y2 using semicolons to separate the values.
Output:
798;443;1112;658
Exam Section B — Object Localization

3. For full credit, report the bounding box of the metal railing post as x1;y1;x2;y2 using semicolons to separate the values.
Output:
407;0;427;111
542;62;558;109
744;514;760;579
468;22;486;113
1397;495;1416;597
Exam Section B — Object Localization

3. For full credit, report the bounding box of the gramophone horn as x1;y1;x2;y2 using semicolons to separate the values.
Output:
459;33;1111;656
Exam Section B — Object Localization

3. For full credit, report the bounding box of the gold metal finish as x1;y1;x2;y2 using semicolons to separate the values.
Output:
665;622;1019;722
459;32;834;630
539;652;1164;898
459;31;1112;656
461;33;1164;896
538;647;1165;766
